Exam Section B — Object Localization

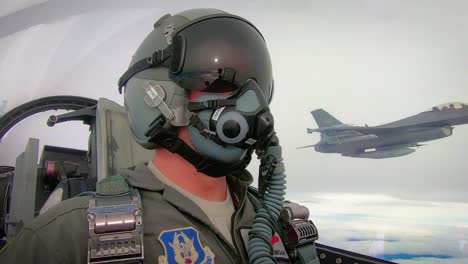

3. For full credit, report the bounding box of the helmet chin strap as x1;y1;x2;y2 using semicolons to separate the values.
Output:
145;119;252;177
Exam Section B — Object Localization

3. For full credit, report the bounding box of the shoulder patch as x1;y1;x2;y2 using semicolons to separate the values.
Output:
158;227;215;264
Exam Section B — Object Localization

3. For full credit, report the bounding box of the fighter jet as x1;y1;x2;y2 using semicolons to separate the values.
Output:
299;102;468;159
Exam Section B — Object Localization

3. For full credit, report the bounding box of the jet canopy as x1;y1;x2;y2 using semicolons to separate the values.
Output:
430;102;468;111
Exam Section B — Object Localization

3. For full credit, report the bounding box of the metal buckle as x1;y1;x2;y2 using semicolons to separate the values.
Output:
142;82;175;121
87;195;144;264
207;100;216;108
146;56;154;65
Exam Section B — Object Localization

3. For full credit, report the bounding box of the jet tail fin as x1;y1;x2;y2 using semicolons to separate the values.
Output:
311;109;343;128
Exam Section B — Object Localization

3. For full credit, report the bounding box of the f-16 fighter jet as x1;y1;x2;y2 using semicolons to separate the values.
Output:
299;102;468;159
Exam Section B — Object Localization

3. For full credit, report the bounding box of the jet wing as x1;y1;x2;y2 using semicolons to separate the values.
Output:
338;123;458;134
311;126;402;136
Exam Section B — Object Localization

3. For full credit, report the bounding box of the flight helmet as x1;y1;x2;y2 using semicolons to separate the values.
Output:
119;8;275;176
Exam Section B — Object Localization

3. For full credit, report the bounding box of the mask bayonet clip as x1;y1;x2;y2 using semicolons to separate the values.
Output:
143;82;175;121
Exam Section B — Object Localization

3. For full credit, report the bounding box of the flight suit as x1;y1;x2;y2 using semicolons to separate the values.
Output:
0;162;291;264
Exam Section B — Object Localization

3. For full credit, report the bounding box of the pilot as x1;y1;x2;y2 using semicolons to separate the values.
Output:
0;9;319;264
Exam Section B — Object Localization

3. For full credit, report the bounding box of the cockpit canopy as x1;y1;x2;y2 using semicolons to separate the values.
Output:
431;102;468;111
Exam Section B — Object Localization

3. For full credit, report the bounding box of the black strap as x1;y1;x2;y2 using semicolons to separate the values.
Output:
164;137;204;167
118;46;173;93
188;99;236;111
160;135;250;177
189;115;226;146
189;115;206;131
144;114;249;177
199;131;226;146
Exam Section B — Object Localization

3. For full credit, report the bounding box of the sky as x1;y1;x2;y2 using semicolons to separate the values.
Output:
1;0;467;202
0;1;467;263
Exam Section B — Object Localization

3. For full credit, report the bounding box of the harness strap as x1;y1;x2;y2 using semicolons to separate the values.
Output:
188;99;237;111
296;246;321;264
87;176;144;264
189;115;227;146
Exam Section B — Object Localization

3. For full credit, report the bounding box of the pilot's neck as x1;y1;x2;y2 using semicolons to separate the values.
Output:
151;127;228;202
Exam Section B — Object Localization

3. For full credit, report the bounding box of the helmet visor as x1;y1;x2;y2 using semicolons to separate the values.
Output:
169;16;273;102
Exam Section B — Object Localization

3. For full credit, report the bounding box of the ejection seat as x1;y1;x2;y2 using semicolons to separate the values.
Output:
92;98;154;181
42;98;154;209
4;98;153;239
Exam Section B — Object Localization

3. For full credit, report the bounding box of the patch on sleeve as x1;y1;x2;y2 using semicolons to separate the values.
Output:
158;227;215;264
239;227;289;261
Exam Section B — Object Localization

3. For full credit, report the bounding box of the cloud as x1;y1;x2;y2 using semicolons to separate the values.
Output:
395;257;468;264
289;192;468;263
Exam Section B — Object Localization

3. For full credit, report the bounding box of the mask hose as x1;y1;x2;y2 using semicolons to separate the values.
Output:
248;135;286;264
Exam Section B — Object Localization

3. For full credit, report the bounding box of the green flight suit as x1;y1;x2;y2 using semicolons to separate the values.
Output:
0;162;291;264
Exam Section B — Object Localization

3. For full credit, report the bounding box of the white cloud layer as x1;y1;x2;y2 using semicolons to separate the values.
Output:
289;192;468;263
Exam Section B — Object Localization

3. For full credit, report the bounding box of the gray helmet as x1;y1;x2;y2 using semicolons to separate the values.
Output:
120;8;274;150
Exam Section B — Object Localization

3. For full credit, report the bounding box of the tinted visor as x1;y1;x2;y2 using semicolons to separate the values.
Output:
169;17;273;102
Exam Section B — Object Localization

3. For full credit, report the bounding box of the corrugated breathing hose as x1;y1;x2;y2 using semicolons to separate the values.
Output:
248;138;287;264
